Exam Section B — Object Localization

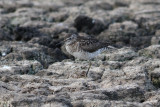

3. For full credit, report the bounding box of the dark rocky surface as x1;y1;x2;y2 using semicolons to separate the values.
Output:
0;0;160;107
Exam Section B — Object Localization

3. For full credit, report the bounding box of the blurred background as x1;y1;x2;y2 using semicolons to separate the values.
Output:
0;0;160;107
1;0;160;65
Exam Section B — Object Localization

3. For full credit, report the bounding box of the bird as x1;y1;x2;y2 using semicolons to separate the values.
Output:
62;34;115;77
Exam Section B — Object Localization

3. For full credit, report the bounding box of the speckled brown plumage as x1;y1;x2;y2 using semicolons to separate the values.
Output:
64;34;111;60
65;34;110;52
77;36;110;53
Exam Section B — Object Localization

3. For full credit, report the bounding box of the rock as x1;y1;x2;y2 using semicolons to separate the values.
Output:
101;65;149;90
155;30;160;36
130;0;160;36
0;18;14;41
22;20;52;28
109;7;132;22
63;0;89;6
72;99;159;107
0;60;42;75
102;47;138;61
39;23;76;39
74;15;106;35
151;36;160;45
130;36;152;49
47;12;69;22
87;1;113;11
0;41;67;68
70;83;144;104
0;0;160;106
13;26;46;41
151;30;160;45
139;45;160;58
108;21;138;31
98;21;152;48
151;68;160;88
28;36;52;47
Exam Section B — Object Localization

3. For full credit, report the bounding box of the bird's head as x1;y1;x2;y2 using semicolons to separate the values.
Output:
56;34;78;46
64;34;78;45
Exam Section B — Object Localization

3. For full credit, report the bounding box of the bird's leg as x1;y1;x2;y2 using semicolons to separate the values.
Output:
86;60;91;77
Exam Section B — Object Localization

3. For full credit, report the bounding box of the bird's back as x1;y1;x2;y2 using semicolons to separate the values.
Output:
65;35;109;59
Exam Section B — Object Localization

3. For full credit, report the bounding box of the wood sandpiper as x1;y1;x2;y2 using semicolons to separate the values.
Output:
62;34;115;77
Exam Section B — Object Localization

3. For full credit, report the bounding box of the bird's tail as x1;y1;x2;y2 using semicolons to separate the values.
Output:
107;45;117;49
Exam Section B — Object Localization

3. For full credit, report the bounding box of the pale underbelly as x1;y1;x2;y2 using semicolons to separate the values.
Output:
72;48;105;60
66;45;106;60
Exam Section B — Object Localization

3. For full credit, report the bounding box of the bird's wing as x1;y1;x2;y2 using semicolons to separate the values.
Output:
78;36;110;53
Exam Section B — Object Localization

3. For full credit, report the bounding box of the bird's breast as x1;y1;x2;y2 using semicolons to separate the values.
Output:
65;45;73;55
